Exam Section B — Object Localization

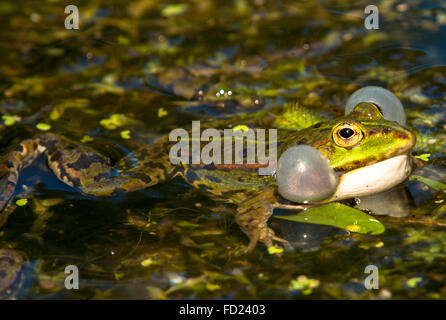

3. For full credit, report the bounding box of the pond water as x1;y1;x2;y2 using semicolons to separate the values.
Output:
1;0;446;299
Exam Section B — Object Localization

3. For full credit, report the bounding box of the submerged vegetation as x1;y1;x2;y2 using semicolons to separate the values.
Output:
0;0;446;299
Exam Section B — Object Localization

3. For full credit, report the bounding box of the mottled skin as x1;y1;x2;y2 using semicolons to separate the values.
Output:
0;103;416;251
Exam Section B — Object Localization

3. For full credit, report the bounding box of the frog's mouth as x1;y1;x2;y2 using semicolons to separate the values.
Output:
326;155;412;202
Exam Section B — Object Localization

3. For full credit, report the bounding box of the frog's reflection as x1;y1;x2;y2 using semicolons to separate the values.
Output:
274;217;337;252
354;185;411;218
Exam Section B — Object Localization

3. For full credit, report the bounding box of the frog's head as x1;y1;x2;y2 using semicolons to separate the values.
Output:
318;102;415;172
276;102;416;203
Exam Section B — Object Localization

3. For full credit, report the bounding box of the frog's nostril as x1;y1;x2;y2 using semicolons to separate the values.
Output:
276;145;338;203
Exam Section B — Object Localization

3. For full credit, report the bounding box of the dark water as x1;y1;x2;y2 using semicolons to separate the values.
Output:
1;0;446;299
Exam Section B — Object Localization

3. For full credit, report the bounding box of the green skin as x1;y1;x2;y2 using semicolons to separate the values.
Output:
0;103;416;251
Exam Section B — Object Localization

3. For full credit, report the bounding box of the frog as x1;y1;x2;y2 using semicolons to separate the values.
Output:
0;101;416;252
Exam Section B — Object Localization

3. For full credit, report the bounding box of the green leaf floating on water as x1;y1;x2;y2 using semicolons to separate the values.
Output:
409;175;446;191
161;4;187;17
414;154;430;161
274;203;385;235
36;123;51;131
16;198;28;206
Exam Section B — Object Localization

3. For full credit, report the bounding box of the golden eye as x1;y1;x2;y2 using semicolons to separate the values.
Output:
332;122;363;148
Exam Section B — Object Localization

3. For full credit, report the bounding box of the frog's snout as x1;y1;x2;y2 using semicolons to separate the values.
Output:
275;145;338;203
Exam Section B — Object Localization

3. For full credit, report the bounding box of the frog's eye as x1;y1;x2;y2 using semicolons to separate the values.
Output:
348;102;384;120
332;122;363;148
370;102;383;115
345;86;406;125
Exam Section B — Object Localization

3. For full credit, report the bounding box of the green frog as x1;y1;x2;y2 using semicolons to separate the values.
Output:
0;102;416;251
